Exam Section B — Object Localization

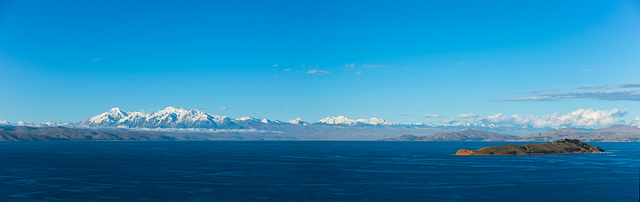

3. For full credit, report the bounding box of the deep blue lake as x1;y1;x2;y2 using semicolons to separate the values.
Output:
0;141;638;201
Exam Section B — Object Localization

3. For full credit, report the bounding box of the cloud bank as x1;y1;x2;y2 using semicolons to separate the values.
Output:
432;109;628;129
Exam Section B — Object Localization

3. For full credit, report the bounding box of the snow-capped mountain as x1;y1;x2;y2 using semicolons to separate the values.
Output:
235;116;257;122
0;117;8;125
86;107;129;125
318;116;392;126
288;118;309;125
83;107;238;128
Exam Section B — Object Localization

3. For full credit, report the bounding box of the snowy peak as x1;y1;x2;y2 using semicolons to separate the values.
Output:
319;116;392;126
84;107;234;128
85;107;129;125
84;108;396;129
288;117;308;125
359;117;392;126
319;116;355;125
236;116;256;122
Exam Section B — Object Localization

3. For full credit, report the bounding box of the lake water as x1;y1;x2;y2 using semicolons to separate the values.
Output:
0;141;638;201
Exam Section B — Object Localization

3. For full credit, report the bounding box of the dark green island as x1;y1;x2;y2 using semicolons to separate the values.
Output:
455;139;604;156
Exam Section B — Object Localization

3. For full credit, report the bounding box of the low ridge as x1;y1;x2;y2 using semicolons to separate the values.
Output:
455;139;604;156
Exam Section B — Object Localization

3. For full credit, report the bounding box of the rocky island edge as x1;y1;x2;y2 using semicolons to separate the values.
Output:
455;139;604;156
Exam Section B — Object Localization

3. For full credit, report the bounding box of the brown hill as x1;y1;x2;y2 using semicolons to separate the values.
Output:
0;125;174;141
521;125;640;142
456;139;604;156
380;129;519;141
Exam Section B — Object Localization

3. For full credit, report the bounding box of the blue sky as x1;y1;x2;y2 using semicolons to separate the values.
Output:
0;0;639;124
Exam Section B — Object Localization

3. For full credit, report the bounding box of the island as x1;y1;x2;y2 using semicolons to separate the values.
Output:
455;139;604;156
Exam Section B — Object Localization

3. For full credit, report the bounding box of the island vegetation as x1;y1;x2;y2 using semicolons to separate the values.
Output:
455;139;604;156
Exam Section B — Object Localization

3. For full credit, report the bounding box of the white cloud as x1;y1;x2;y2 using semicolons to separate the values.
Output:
626;117;640;127
458;113;478;118
423;113;443;118
283;68;291;72
444;109;628;129
345;63;355;68
355;71;362;75
307;69;330;74
91;58;101;62
486;113;504;122
273;64;278;67
0;117;7;125
218;107;228;111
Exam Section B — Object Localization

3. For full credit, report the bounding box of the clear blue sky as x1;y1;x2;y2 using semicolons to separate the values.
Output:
1;0;639;123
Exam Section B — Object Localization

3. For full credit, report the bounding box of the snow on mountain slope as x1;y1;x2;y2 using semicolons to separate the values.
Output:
319;116;392;126
84;107;236;128
236;116;256;122
84;107;396;129
288;118;308;125
84;107;129;125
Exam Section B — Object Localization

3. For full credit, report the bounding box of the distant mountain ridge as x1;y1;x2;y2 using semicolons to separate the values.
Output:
82;107;392;129
83;107;238;128
1;107;639;141
381;125;640;142
2;124;639;141
520;125;640;142
380;129;520;142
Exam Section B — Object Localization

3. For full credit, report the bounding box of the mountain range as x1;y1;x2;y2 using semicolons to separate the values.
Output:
1;107;639;141
81;107;392;128
381;125;640;142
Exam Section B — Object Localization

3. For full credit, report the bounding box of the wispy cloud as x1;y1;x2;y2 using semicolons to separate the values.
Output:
345;63;391;69
627;116;640;127
508;89;640;101
307;69;330;74
525;89;560;94
508;83;640;102
360;64;391;69
394;113;414;117
283;68;291;72
218;107;228;111
576;85;614;90
575;83;640;90
92;58;101;62
423;113;443;118
619;83;640;88
458;113;477;118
